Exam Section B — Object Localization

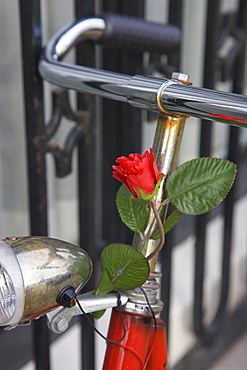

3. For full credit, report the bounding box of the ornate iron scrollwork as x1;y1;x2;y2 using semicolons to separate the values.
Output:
45;89;90;177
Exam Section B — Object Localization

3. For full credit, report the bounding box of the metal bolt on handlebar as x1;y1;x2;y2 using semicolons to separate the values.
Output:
171;72;190;82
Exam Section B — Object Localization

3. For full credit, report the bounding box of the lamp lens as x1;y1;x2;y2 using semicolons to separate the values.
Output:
0;263;16;324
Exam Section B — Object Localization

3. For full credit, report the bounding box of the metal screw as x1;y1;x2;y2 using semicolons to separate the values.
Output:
55;318;69;333
171;72;190;82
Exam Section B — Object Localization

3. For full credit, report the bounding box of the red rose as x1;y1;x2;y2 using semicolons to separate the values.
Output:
112;148;164;199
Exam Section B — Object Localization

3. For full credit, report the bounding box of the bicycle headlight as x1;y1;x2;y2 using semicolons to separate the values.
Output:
0;236;92;328
0;240;25;326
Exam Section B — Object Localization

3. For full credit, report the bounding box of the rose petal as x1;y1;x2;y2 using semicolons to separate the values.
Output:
112;148;164;198
128;167;155;194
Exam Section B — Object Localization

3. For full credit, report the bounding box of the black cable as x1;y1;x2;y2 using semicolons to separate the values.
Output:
76;289;157;345
76;292;126;344
139;287;158;370
139;287;157;330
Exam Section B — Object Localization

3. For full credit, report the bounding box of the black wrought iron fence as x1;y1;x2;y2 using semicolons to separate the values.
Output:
0;0;246;369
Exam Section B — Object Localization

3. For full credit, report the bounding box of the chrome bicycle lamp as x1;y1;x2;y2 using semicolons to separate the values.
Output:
0;236;92;329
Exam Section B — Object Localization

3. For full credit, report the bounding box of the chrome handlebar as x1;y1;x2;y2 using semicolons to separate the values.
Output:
39;16;247;127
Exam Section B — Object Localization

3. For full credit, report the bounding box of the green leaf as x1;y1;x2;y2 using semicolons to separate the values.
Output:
94;269;115;296
94;243;149;291
93;309;106;319
151;209;182;239
116;185;149;233
166;158;236;215
93;270;115;319
93;243;149;319
164;210;182;233
102;243;149;290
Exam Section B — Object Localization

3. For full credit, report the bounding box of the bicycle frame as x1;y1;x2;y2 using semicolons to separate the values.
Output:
37;15;247;370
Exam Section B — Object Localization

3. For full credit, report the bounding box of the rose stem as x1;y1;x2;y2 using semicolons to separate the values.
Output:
146;199;165;261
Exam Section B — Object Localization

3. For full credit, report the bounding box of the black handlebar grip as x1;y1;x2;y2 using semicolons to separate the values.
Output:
98;14;181;55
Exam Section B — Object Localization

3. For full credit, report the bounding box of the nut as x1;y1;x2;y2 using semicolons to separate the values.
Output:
55;318;69;333
171;72;190;82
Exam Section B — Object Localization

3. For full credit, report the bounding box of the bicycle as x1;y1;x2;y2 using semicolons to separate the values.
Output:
1;14;247;370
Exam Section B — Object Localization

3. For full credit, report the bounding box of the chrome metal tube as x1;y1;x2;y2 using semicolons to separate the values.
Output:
39;17;130;102
46;291;128;334
160;81;247;127
39;17;247;127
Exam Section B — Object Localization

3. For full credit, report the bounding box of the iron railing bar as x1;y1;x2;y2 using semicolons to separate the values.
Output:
78;138;96;370
212;130;238;328
100;2;144;255
19;0;50;369
208;0;247;333
167;0;183;69
193;0;220;338
193;0;247;343
174;298;247;370
74;2;98;369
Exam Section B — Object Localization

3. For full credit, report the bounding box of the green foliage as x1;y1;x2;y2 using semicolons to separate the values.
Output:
94;157;237;320
151;209;182;239
93;243;150;318
116;185;149;233
166;158;236;215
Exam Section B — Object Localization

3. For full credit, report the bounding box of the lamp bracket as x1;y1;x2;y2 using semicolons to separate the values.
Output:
46;290;128;334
